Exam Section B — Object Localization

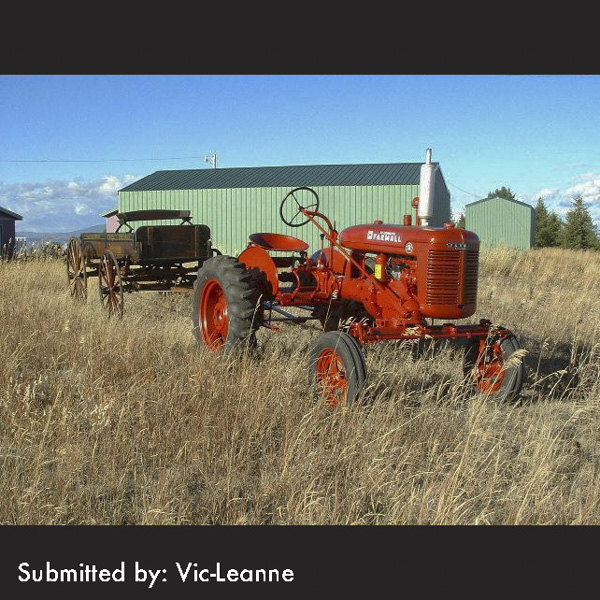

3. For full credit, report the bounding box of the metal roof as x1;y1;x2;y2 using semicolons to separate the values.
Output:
120;162;430;192
0;206;23;220
465;196;535;211
100;207;119;218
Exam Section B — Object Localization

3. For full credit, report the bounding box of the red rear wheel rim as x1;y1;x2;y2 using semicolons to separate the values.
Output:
200;279;229;349
316;348;348;408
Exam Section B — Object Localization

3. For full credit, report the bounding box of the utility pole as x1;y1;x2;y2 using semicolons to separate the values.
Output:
204;151;217;169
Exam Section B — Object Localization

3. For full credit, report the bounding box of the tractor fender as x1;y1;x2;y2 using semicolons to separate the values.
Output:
238;245;279;296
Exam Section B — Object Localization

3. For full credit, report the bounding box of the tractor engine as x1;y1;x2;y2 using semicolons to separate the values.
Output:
338;219;480;321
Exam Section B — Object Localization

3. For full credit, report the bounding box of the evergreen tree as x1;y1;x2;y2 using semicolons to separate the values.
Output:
485;186;516;201
535;196;562;247
560;196;599;250
452;213;465;228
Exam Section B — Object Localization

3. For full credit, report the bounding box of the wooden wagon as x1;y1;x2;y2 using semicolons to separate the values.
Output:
66;209;219;316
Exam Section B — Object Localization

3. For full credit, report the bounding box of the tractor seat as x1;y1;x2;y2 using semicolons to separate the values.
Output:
249;232;308;253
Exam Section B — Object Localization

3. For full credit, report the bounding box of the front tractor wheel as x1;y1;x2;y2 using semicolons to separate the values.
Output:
464;333;525;402
309;331;367;408
193;256;261;351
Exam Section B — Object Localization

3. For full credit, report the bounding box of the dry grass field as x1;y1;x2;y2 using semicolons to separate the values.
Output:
1;246;599;525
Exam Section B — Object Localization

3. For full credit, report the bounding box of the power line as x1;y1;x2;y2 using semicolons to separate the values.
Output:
0;195;113;201
0;155;207;164
445;179;482;199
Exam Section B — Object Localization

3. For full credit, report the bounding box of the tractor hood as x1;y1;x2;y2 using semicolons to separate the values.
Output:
339;222;479;255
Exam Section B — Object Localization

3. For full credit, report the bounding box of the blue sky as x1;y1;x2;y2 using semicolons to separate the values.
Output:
1;74;599;232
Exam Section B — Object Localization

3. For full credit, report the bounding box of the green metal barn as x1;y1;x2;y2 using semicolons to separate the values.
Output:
465;196;536;250
118;156;451;255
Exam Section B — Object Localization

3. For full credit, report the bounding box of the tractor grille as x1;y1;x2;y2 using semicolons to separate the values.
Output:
426;248;479;306
464;247;478;305
426;250;460;305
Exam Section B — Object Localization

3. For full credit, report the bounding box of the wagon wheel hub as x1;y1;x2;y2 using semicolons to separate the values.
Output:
315;348;349;408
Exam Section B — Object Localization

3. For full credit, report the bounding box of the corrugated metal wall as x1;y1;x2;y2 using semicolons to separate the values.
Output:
120;183;450;255
465;197;536;250
433;168;452;226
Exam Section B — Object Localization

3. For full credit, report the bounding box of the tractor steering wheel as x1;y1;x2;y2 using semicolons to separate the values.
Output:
280;187;320;228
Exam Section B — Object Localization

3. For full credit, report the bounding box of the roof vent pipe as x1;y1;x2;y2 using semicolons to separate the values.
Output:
419;148;437;226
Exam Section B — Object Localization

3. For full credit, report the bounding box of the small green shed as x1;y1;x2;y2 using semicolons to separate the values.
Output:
118;159;452;255
465;196;536;250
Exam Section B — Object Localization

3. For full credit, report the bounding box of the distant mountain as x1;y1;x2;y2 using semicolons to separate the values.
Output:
17;223;106;245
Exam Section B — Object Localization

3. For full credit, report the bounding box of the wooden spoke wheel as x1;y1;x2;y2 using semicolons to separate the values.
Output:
82;241;96;271
66;237;87;301
98;250;124;317
309;331;367;408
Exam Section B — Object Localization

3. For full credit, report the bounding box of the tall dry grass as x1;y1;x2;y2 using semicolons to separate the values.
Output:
1;246;599;525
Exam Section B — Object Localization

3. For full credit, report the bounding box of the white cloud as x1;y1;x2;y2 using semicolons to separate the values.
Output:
525;174;600;228
0;174;142;232
535;187;561;202
99;174;124;195
74;202;93;215
565;173;600;204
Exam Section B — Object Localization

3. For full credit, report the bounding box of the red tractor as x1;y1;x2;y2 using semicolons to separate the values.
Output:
192;187;525;406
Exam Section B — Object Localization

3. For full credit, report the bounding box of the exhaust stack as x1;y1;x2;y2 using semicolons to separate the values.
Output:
419;148;437;226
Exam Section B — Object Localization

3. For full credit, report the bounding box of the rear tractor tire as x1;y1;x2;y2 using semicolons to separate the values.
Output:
463;333;525;402
192;255;262;351
309;331;367;408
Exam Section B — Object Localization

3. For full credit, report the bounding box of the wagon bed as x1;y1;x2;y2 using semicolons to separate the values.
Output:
80;224;212;264
66;209;219;316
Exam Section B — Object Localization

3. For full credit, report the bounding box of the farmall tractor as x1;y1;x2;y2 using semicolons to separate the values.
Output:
192;185;525;407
